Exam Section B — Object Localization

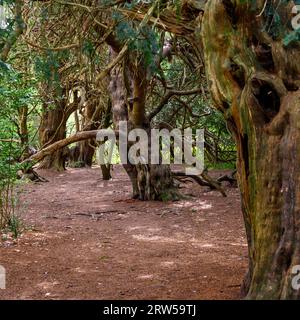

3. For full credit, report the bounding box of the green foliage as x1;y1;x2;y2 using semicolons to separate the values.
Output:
0;64;39;230
283;28;300;46
0;0;15;49
68;160;85;168
0;67;20;229
149;53;236;169
206;161;236;171
0;68;22;174
173;0;182;19
114;13;160;71
82;39;96;58
262;1;284;39
259;0;300;46
160;191;174;202
7;214;23;238
34;50;67;94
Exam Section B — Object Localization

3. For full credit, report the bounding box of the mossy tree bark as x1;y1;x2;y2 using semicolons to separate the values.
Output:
38;91;78;171
18;105;29;160
38;102;68;171
109;48;177;200
202;0;300;299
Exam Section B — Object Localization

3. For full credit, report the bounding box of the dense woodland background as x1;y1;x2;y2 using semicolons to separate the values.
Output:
0;0;300;300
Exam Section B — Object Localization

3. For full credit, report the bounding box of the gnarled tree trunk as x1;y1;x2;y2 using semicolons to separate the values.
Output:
109;49;178;200
38;101;68;171
18;105;29;160
38;87;80;171
202;0;300;299
76;100;102;167
39;102;67;171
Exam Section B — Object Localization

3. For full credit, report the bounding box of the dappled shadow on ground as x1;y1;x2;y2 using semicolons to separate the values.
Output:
0;166;247;300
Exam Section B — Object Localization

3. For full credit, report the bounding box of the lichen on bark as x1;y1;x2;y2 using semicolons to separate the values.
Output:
202;0;300;299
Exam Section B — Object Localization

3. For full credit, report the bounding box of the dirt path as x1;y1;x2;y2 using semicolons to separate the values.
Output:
0;166;248;300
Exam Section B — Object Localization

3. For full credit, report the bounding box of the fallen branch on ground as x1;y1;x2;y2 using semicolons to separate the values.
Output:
22;130;99;165
173;170;227;197
17;168;49;182
217;170;237;187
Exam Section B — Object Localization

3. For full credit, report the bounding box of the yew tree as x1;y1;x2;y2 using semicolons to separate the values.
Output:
108;46;179;201
202;0;300;299
8;0;300;299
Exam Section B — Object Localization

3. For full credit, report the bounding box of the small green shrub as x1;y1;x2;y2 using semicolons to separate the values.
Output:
7;214;23;239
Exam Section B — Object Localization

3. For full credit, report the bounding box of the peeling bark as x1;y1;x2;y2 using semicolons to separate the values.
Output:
202;0;300;299
109;49;178;200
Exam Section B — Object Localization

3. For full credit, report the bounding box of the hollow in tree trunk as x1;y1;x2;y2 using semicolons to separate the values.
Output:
202;0;300;299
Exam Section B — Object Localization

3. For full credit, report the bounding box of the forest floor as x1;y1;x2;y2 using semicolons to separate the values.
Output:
0;166;248;300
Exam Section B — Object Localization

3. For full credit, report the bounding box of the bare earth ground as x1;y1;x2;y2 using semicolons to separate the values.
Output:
0;166;248;300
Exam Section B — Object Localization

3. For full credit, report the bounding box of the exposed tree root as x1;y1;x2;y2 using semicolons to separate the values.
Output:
17;169;49;183
173;170;227;197
217;170;237;187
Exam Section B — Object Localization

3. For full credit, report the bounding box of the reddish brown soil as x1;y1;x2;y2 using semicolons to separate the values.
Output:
0;166;248;300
